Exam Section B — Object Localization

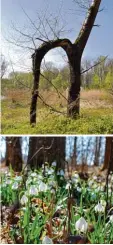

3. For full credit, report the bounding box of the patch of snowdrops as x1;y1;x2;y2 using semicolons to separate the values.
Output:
1;165;113;244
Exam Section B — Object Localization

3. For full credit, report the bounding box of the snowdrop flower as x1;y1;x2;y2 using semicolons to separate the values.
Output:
6;179;12;185
75;217;88;233
12;182;19;190
73;173;79;179
42;236;53;244
94;202;105;213
109;215;113;223
58;170;65;176
72;177;79;184
88;180;94;187
14;176;22;182
31;172;38;177
93;176;97;180
47;169;54;175
29;185;38;196
39;182;48;192
52;161;57;167
20;195;28;205
77;187;81;193
50;189;56;194
65;182;72;190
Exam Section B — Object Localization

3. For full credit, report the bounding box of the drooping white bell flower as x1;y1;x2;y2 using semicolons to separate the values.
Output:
12;182;19;190
57;170;64;176
14;176;22;182
47;169;54;175
30;172;38;177
65;182;72;190
42;236;53;244
77;187;81;193
94;202;105;213
109;215;113;223
20;195;28;205
6;179;12;185
75;217;88;233
29;185;38;196
52;161;57;167
39;182;48;192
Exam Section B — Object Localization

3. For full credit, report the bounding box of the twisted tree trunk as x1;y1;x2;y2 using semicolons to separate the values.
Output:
30;0;102;124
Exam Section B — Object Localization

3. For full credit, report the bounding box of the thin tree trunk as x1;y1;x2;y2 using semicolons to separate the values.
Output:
94;137;101;166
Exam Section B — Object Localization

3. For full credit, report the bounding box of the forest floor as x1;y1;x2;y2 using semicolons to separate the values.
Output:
1;164;113;244
1;89;113;134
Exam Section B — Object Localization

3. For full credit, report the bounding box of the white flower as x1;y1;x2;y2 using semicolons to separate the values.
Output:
29;185;38;195
88;180;94;187
31;172;38;177
57;170;64;176
42;236;53;244
20;195;28;205
109;215;113;223
6;179;12;185
52;161;57;167
73;173;79;179
14;176;22;182
93;176;97;180
75;217;88;233
12;182;19;190
94;202;105;213
47;169;54;175
65;183;72;190
77;187;81;192
39;182;48;192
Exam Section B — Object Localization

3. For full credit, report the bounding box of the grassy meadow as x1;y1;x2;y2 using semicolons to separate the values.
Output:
1;89;113;134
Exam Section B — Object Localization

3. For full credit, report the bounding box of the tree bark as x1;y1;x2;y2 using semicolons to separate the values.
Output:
94;137;101;166
5;137;23;172
27;136;66;170
30;0;102;124
102;137;112;170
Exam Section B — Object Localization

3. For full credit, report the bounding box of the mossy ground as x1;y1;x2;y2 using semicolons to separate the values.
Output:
2;98;113;134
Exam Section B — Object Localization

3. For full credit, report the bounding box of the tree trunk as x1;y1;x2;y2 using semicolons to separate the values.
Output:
5;137;23;172
67;47;81;116
27;137;66;170
102;137;112;170
109;137;113;172
94;137;101;166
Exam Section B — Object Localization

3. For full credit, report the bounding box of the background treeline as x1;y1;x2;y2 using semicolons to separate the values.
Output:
1;56;113;92
1;136;113;172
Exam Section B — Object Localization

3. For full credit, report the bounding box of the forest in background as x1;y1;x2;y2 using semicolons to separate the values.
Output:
1;56;113;92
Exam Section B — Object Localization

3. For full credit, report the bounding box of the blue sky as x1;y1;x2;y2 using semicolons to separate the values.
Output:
1;0;113;74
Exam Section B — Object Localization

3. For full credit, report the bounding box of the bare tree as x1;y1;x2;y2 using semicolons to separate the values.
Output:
30;0;102;124
5;1;102;124
1;54;8;79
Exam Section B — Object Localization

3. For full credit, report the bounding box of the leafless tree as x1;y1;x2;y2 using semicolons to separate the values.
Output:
1;54;8;79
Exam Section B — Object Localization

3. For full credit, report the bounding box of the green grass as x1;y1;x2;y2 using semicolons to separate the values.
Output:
1;100;113;134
